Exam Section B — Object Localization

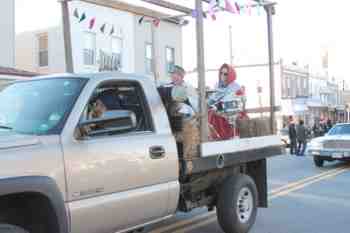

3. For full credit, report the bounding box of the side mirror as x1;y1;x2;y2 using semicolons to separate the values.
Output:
79;110;137;137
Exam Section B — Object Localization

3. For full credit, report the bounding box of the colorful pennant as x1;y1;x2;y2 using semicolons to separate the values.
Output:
74;8;79;19
235;2;241;14
89;17;96;30
208;0;217;20
217;0;225;8
110;26;115;36
100;23;106;33
225;0;236;14
153;18;161;27
138;16;145;25
79;13;86;23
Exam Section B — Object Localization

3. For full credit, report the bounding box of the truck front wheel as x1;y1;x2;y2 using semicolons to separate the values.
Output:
0;224;29;233
217;174;258;233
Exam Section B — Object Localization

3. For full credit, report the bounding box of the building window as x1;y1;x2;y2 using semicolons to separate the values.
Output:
145;43;153;74
38;34;48;67
286;76;291;98
84;32;96;66
111;37;123;71
304;78;308;96
166;47;175;74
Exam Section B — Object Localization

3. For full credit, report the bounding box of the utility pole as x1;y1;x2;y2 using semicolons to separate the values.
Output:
229;25;234;66
60;0;74;73
265;5;276;134
196;0;209;143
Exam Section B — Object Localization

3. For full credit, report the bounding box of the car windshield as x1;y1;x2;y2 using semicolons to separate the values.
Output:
327;125;350;136
0;78;86;135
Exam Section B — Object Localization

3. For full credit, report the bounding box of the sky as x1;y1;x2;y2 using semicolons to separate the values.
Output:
15;0;350;82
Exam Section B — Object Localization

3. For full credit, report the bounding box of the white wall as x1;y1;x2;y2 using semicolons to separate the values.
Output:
133;18;182;82
68;1;135;73
0;0;15;67
16;27;66;74
16;31;37;72
16;1;182;76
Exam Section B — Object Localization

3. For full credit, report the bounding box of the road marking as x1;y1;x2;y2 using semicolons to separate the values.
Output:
149;165;350;233
269;165;349;196
176;166;350;233
269;167;349;199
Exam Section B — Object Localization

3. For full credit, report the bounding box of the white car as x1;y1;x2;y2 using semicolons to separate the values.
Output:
307;123;350;167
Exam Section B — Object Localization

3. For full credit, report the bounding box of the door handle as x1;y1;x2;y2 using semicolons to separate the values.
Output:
149;146;166;159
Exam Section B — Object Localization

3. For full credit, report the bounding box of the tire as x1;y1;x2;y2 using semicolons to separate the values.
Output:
313;156;324;167
0;224;29;233
217;174;258;233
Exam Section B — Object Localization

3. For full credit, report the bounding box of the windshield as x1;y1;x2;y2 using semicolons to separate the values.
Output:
327;125;350;136
0;78;86;135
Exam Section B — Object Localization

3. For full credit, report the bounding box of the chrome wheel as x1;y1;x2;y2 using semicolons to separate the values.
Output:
236;187;253;224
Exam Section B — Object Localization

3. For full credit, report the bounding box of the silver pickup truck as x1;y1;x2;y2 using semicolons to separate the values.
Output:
0;73;282;233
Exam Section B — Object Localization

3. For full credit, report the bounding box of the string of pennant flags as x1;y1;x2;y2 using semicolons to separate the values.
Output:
74;8;122;36
73;8;162;36
203;0;265;20
73;0;264;33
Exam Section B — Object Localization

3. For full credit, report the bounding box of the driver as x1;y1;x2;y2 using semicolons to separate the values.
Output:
78;90;121;136
89;89;121;119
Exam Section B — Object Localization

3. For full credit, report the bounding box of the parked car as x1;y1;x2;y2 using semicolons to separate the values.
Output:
307;123;350;167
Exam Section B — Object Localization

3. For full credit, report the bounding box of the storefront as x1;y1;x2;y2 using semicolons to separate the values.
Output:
335;105;346;123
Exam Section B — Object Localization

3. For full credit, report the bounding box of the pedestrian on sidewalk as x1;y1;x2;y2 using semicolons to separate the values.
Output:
296;120;307;156
312;121;322;138
288;116;297;155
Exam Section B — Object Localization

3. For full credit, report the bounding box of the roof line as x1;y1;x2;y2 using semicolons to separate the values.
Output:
79;0;184;25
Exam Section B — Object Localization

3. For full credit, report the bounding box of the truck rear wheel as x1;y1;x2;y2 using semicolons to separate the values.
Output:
313;156;324;167
217;174;258;233
0;224;29;233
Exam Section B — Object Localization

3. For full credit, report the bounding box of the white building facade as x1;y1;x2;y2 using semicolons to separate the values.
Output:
16;0;183;81
0;0;15;67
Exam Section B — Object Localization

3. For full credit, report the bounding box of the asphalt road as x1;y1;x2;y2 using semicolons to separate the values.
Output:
145;154;350;233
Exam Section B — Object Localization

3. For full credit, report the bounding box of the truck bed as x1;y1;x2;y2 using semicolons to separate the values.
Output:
182;135;283;175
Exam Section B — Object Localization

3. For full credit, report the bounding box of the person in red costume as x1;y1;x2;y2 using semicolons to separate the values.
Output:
208;64;246;140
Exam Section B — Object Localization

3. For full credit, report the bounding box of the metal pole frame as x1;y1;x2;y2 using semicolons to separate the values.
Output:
265;4;276;134
195;0;209;143
138;0;277;146
59;0;74;73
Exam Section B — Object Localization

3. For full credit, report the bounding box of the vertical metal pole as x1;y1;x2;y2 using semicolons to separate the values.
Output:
151;23;159;85
196;0;209;143
266;5;276;134
61;0;74;73
229;25;234;66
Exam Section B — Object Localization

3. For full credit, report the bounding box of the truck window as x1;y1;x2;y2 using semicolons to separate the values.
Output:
0;78;86;135
79;81;154;137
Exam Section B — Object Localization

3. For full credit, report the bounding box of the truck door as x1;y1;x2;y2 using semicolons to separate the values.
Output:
61;80;179;233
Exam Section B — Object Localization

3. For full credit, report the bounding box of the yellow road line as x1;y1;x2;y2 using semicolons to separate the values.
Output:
151;166;350;233
269;165;348;195
269;167;349;199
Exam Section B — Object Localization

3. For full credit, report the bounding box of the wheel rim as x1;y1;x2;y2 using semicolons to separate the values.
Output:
236;187;253;224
